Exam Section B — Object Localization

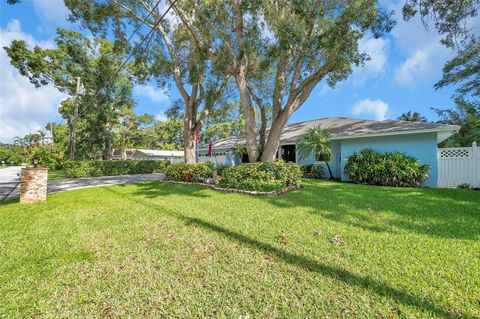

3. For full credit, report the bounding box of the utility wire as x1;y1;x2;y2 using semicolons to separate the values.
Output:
78;0;177;117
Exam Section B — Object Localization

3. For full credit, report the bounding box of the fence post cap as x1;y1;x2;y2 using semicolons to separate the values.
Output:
473;141;477;147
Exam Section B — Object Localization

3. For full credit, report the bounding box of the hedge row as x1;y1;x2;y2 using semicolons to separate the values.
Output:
344;149;430;187
63;160;169;178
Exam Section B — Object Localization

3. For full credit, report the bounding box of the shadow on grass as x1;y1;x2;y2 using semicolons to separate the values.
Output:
105;184;472;319
115;181;211;199
266;180;480;240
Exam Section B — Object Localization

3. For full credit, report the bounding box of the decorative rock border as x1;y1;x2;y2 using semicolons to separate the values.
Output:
162;180;301;196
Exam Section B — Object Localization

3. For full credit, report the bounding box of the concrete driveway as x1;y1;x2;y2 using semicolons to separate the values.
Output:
0;166;22;201
0;170;165;202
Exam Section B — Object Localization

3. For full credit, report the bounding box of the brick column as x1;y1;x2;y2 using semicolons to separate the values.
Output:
20;167;48;203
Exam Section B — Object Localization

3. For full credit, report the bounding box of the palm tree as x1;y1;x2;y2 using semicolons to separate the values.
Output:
13;136;24;147
398;111;428;122
297;126;334;179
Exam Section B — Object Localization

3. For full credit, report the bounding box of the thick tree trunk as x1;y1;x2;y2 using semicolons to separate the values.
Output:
259;104;267;155
184;131;196;164
104;141;113;160
104;129;114;160
184;103;197;164
235;65;259;162
260;111;290;162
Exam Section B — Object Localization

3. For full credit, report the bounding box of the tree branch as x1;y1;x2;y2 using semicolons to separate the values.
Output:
272;48;287;119
193;3;236;57
171;0;205;49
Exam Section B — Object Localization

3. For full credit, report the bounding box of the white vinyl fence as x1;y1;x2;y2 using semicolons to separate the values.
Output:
437;142;480;188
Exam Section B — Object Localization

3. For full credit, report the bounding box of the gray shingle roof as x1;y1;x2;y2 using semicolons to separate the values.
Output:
197;117;459;151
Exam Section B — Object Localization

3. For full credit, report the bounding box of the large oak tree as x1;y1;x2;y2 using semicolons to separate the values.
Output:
175;0;394;162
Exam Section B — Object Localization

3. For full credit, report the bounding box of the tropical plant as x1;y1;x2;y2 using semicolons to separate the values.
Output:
344;149;430;187
433;98;480;147
232;145;247;158
398;111;428;122
297;127;334;179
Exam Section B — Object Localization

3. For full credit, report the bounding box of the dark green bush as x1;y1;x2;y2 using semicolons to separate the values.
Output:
64;160;169;178
164;163;213;182
301;164;326;179
213;163;228;176
344;149;430;187
221;160;302;191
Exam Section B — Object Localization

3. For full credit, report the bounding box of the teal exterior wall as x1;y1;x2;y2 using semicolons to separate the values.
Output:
339;132;438;187
197;132;439;187
296;140;341;179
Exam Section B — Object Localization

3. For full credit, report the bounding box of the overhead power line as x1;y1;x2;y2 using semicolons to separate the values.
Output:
78;0;177;117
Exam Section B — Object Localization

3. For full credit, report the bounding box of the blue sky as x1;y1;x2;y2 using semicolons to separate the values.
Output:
0;0;458;143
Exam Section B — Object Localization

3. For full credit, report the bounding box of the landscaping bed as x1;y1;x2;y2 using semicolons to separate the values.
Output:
164;160;302;192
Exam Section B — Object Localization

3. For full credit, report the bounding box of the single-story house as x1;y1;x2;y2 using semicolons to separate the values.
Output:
196;117;459;187
112;149;136;160
131;149;185;163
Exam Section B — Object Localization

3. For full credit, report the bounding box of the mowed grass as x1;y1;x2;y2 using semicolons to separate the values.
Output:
0;180;479;318
48;169;67;180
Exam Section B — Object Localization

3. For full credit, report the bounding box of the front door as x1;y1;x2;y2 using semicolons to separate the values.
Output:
281;145;296;162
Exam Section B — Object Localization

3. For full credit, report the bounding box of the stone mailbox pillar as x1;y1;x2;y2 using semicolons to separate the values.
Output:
20;167;48;203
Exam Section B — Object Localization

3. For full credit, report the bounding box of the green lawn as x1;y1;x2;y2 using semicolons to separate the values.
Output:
0;180;479;318
48;169;67;180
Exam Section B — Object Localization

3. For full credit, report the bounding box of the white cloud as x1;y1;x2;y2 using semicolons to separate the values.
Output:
154;113;168;122
32;0;69;32
394;48;432;85
0;20;66;143
135;84;169;103
352;36;389;84
352;98;389;121
390;2;453;86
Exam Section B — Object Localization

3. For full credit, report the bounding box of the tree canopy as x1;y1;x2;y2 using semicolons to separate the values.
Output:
65;0;231;163
4;29;135;160
176;0;394;162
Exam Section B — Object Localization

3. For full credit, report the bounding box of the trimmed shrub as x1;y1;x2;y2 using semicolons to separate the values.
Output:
221;160;302;191
301;164;326;179
164;163;213;182
64;160;169;178
344;149;430;187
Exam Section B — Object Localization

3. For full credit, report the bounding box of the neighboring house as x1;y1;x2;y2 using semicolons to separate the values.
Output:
197;117;459;187
112;149;136;160
132;149;185;163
